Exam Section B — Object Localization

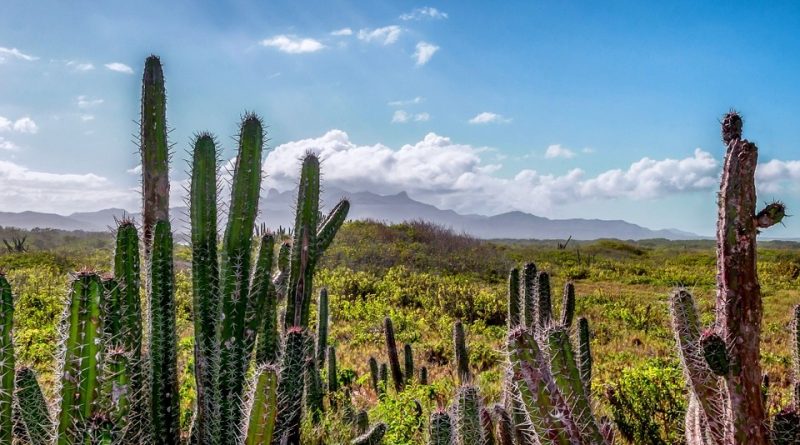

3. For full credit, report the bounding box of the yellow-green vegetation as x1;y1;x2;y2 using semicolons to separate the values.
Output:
5;220;799;444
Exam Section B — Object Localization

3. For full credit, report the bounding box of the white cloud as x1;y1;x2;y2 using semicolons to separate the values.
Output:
81;114;95;122
756;159;800;193
12;117;37;134
260;35;325;54
582;147;596;154
67;61;94;71
414;41;439;66
388;97;424;107
469;112;511;125
392;110;430;123
544;145;576;159
0;137;19;151
77;96;104;108
104;62;133;74
0;116;38;134
0;47;38;62
0;160;136;213
331;28;353;36
127;164;142;175
400;7;448;20
260;130;724;216
357;26;402;45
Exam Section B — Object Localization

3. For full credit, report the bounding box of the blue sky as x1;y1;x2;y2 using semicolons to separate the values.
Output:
0;1;799;236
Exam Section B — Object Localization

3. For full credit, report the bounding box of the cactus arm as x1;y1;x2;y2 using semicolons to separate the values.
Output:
315;199;349;261
454;385;483;445
453;320;470;385
256;257;280;366
140;55;170;254
506;268;521;330
383;317;404;392
507;328;573;445
245;233;275;366
327;346;339;393
148;221;180;445
520;262;536;329
217;114;264;440
428;411;453;445
561;282;575;329
419;366;428;385
669;289;726;445
271;241;290;300
576;317;593;390
715;112;769;443
480;407;496;445
545;327;605;444
242;365;278;445
316;288;329;369
351;422;386;445
0;275;14;445
368;356;379;393
305;357;324;422
14;368;50;445
378;364;388;398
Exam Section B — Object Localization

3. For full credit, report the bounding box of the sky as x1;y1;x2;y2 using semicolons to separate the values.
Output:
0;1;799;237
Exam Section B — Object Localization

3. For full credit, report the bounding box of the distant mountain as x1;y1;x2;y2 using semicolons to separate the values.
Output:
0;188;701;240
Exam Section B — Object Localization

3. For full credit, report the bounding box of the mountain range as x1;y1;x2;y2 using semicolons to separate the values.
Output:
0;188;700;240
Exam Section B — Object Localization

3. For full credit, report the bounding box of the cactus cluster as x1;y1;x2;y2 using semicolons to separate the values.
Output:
670;112;791;445
0;55;363;445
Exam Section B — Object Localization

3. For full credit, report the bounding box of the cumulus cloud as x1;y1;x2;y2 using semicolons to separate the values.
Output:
259;130;724;215
67;61;94;71
331;28;353;36
0;137;19;151
260;35;325;54
756;159;800;193
81;114;95;122
0;116;38;134
544;145;576;159
469;112;511;124
104;62;133;74
77;96;104;108
400;7;448;20
0;160;136;213
357;26;402;45
0;47;38;62
388;97;424;107
414;41;439;65
392;110;430;123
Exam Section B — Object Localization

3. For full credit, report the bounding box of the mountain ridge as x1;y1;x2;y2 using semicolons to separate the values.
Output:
0;188;702;240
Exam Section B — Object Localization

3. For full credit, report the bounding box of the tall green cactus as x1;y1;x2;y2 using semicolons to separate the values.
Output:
14;368;50;445
316;288;329;368
140;55;169;255
243;365;279;445
453;320;469;385
274;328;307;445
453;385;482;445
0;274;14;445
327;346;339;394
283;155;350;330
561;282;575;329
669;111;787;445
403;344;414;385
535;270;552;329
56;272;106;445
368;356;380;393
520;262;536;329
148;221;180;445
506;268;521;330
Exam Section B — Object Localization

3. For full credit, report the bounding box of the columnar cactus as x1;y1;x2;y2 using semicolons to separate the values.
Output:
535;270;552;329
429;410;453;445
14;367;50;445
274;328;307;445
453;385;483;445
670;111;787;445
140;55;169;256
242;365;279;445
480;407;495;445
317;288;329;368
383;317;404;392
520;262;536;329
453;320;470;385
506;268;521;330
404;343;414;385
55;272;106;445
0;274;14;445
561;282;575;329
368;356;380;393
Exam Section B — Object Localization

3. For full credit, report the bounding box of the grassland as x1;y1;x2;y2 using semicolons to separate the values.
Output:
4;221;799;444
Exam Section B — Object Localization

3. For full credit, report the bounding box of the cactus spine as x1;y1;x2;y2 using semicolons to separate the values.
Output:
669;112;787;445
0;274;13;445
480;407;495;445
453;385;482;445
